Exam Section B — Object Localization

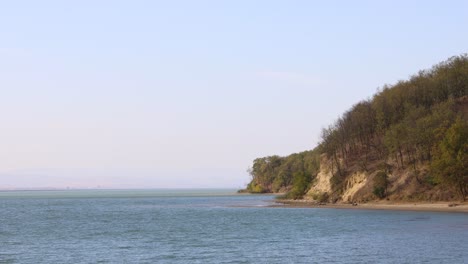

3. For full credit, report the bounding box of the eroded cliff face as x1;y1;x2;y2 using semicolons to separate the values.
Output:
304;153;457;203
341;172;369;202
305;155;371;202
305;154;333;200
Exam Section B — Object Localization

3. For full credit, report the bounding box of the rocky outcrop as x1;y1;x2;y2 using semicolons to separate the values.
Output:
341;171;369;202
305;155;371;202
305;154;333;200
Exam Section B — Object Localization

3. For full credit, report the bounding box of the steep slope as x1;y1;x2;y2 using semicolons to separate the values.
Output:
243;55;468;202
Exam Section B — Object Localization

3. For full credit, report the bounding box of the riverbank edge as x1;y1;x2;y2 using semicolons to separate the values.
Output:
272;199;468;213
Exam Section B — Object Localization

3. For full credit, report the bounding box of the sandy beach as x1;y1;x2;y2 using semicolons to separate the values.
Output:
273;200;468;213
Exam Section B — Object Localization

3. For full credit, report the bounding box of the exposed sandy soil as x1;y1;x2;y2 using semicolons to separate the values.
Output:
273;199;468;213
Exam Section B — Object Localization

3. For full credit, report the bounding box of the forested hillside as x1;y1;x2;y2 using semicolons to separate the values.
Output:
243;55;468;202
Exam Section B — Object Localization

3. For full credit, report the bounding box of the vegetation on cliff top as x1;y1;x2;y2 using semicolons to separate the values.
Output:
244;55;468;201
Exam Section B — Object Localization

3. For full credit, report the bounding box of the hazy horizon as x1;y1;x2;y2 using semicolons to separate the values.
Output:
1;1;467;189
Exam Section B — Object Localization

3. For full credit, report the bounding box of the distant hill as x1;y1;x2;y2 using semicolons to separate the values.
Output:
242;55;468;202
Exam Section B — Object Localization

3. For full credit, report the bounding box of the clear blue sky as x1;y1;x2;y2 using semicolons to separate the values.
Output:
1;1;467;189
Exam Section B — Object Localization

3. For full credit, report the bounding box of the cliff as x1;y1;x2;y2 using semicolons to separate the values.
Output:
304;154;459;203
243;55;468;202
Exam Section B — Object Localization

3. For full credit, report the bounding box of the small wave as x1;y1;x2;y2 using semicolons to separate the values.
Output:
117;246;133;250
406;216;431;221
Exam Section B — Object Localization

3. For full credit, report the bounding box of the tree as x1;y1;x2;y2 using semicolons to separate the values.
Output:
431;118;468;201
286;171;310;200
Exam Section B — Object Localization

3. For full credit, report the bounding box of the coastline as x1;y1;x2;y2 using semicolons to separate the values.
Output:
272;199;468;213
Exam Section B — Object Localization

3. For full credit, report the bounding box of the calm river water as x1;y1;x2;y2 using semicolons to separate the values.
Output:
1;189;467;263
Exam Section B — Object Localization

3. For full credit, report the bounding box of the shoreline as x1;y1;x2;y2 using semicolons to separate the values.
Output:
272;199;468;213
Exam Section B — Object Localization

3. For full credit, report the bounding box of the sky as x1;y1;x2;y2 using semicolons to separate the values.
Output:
1;1;467;189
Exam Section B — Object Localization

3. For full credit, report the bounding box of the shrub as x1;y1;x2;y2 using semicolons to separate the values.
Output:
373;171;389;199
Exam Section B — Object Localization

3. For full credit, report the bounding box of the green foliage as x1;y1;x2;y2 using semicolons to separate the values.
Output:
431;118;468;200
373;171;389;199
246;182;266;193
311;192;329;203
373;187;386;199
246;149;320;197
284;171;311;200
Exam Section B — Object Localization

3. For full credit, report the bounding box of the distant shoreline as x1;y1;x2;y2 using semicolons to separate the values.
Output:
0;187;238;192
273;199;468;213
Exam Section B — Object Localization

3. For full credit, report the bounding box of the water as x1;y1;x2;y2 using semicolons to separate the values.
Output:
1;189;467;263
